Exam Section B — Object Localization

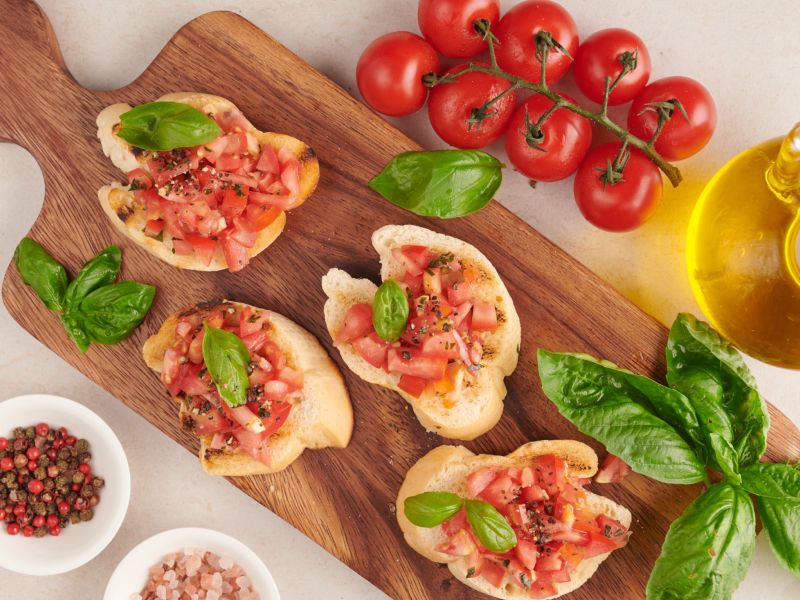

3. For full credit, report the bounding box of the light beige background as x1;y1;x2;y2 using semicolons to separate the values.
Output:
1;1;798;598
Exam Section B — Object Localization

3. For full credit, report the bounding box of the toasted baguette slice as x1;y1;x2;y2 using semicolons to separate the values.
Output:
143;300;352;475
96;92;319;271
322;225;521;440
397;441;632;600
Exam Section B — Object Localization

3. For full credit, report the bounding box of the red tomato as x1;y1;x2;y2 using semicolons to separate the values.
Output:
219;234;249;272
594;453;631;484
183;234;217;267
573;28;651;105
356;31;440;116
479;474;518;511
504;93;592;182
387;348;448;380
466;467;497;497
427;63;516;148
480;559;506;588
471;301;497;331
352;333;390;368
336;304;373;344
494;1;579;85
532;454;567;498
417;0;500;58
574;143;663;232
398;374;430;397
627;76;716;160
515;539;540;571
262;400;293;437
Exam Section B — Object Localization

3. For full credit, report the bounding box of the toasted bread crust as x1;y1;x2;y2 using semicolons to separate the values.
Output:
143;300;353;475
96;92;319;271
396;441;631;599
322;225;521;440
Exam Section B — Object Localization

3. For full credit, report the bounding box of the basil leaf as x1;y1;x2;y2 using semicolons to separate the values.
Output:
77;281;155;344
369;150;503;218
740;463;800;499
64;246;121;309
14;238;68;311
202;324;251;408
646;483;756;599
667;313;769;467
403;492;464;528
117;101;222;151
755;496;800;578
464;499;516;553
59;315;90;353
372;280;409;342
538;350;707;485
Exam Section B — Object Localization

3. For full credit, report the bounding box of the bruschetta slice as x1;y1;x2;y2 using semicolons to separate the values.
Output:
322;225;521;440
143;300;352;475
397;441;632;599
97;92;319;272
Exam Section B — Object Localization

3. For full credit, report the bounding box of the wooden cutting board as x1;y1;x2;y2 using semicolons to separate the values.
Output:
2;2;798;598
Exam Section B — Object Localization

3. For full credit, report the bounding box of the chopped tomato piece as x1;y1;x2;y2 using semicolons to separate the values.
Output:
249;190;296;210
535;548;564;572
434;529;475;557
276;366;304;391
187;330;204;364
221;186;248;217
280;155;301;197
595;454;631;484
127;168;153;189
421;332;459;360
172;239;193;256
256;144;281;174
533;454;567;499
398;375;429;397
215;153;243;172
245;204;282;230
183;233;217;266
520;484;549;503
515;539;540;571
264;379;290;401
402;245;434;269
233;429;270;465
447;281;472;306
471;301;498;331
262;400;292;436
191;409;229;436
352;333;390;368
387;348;447;380
241;331;268;353
336;304;374;344
231;217;258;248
144;219;164;237
480;559;506;588
479;475;519;511
392;247;424;277
225;131;248;154
466;467;497;497
240;306;270;337
505;558;531;589
220;234;249;272
422;267;442;295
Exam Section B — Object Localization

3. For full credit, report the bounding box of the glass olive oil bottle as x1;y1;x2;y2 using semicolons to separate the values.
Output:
687;124;800;368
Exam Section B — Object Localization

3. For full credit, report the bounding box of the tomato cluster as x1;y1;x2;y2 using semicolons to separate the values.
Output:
356;0;716;232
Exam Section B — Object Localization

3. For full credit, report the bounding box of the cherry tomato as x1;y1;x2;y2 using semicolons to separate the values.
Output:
574;143;663;232
627;76;716;160
356;31;440;116
427;62;516;148
504;93;592;182
494;0;578;86
418;0;500;58
573;28;651;105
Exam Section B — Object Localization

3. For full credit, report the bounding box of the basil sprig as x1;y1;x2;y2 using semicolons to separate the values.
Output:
202;324;251;408
369;150;503;218
537;312;800;598
14;239;155;352
372;280;409;342
403;492;516;553
117;101;222;151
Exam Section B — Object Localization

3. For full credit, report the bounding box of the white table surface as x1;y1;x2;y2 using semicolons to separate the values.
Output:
1;1;798;598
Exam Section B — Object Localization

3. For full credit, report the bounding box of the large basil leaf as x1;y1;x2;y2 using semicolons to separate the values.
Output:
117;101;222;151
538;350;706;485
14;238;69;311
646;483;756;599
64;245;121;310
369;150;503;218
202;324;251;408
667;313;769;467
78;281;156;344
740;463;800;499
755;496;800;578
403;492;464;528
464;499;516;553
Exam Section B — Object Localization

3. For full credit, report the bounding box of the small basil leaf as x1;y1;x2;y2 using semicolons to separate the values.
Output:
60;314;90;353
369;150;503;218
77;281;155;344
755;496;800;578
202;324;251;408
372;279;409;342
537;350;706;485
646;483;756;599
14;238;68;311
667;313;769;467
740;463;800;500
117;101;222;151
403;492;464;528
64;245;121;309
464;499;516;553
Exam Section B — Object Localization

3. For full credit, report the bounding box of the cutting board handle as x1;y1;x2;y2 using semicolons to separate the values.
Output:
0;0;84;154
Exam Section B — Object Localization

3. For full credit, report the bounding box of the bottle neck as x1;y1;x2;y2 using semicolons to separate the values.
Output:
766;122;800;204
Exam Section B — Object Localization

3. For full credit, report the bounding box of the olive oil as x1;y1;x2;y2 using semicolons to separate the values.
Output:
687;125;800;368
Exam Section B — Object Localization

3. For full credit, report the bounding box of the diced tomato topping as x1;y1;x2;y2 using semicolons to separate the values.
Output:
182;234;217;266
127;168;153;190
392;247;424;277
280;155;301;197
172;239;193;255
471;301;498;331
222;187;248;217
398;375;429;398
220;234;249;272
480;559;506;588
241;331;268;353
505;558;531;589
215;153;243;172
402;245;434;269
261;400;292;436
245;204;282;230
467;467;498;497
387;349;447;380
420;332;459;360
276;366;304;391
144;219;164;237
479;475;519;512
336;304;373;345
249;190;296;210
515;539;540;571
352;333;390;368
533;455;567;499
595;454;631;484
256;144;281;174
434;529;475;557
240;306;270;337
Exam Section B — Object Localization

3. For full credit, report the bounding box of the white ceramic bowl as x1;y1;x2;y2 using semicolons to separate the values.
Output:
105;527;280;600
0;393;130;575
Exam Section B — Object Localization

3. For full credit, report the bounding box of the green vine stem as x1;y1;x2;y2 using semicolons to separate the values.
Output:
430;23;684;188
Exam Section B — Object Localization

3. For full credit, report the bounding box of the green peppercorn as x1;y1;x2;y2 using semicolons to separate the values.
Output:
80;486;94;499
33;502;46;516
92;477;105;489
57;448;70;461
43;478;55;491
69;512;81;524
75;439;89;453
79;453;91;464
13;427;24;439
34;527;47;538
79;509;93;522
25;426;35;439
34;467;46;480
72;472;85;484
38;455;50;467
56;459;68;472
13;453;27;468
